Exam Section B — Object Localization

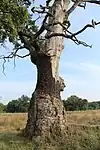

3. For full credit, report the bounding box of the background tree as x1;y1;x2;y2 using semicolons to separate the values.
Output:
88;102;100;110
0;0;100;140
63;95;88;111
63;95;100;111
6;95;30;113
0;103;5;113
82;99;88;110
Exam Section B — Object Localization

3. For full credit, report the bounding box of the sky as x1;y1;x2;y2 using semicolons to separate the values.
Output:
1;0;100;104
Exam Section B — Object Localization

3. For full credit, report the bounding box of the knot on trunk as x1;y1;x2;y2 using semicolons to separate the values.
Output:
59;76;66;91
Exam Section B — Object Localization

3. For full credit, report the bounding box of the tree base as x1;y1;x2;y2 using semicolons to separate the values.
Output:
24;92;67;140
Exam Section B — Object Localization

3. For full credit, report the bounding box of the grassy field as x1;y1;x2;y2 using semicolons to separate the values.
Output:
0;110;100;150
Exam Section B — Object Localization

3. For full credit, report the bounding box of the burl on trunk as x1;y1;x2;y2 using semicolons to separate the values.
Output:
25;0;69;139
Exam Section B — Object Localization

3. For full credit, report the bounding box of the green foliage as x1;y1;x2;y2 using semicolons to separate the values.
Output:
6;95;30;113
63;95;100;111
0;0;31;43
0;103;5;112
88;102;100;110
0;133;33;150
63;95;88;111
65;127;100;150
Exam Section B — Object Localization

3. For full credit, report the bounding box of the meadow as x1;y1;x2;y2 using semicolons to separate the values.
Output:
0;110;100;150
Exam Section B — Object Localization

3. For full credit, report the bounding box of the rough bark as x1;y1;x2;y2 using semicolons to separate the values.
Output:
25;0;69;139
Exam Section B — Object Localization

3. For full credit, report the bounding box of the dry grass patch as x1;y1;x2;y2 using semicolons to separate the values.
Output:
67;110;100;125
0;111;100;150
0;113;27;132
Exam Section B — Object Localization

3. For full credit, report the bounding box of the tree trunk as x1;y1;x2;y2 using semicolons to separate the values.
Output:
25;0;69;139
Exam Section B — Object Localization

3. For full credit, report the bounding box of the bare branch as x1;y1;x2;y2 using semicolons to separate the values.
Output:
71;20;100;37
68;0;100;15
45;18;100;49
71;36;92;47
84;0;100;5
35;15;49;38
46;0;52;7
45;32;91;47
71;0;87;9
31;6;53;17
67;0;81;15
0;47;30;74
14;53;30;58
30;5;54;38
78;2;87;9
34;15;41;22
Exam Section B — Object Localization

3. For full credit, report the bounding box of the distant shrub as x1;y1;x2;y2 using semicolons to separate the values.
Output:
63;95;100;111
6;95;30;113
0;103;6;113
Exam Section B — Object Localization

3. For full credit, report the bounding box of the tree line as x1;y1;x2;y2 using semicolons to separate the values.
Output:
0;95;30;113
0;95;100;113
63;95;100;111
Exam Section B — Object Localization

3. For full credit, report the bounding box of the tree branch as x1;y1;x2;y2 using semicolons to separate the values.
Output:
68;0;100;15
45;18;100;49
31;6;53;17
34;15;49;38
46;0;52;7
45;32;91;47
0;47;30;74
71;36;92;47
71;20;100;37
67;0;81;15
84;0;100;5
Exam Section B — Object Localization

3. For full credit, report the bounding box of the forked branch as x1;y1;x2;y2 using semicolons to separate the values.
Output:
68;0;100;15
0;47;30;74
71;20;100;37
46;20;100;48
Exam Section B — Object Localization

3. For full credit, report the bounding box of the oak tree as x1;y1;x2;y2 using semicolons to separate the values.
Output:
0;0;100;139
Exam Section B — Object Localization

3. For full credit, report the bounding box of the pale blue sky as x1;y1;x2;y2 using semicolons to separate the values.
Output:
1;0;100;104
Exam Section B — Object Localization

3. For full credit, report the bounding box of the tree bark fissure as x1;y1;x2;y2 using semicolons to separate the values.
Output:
25;0;69;139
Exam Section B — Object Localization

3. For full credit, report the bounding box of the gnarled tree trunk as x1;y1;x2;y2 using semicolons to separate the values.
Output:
25;0;69;139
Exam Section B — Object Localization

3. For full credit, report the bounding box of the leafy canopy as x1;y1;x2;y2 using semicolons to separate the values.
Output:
0;0;35;43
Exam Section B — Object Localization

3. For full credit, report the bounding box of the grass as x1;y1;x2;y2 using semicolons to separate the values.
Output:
67;110;100;125
0;110;100;149
0;113;32;150
0;133;33;150
0;113;27;132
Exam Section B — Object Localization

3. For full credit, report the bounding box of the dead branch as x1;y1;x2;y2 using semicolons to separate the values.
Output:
84;0;100;5
71;20;100;37
71;36;92;47
31;6;53;17
45;32;91;47
45;18;100;48
34;15;49;38
67;0;81;15
68;0;100;15
46;0;52;6
0;47;30;74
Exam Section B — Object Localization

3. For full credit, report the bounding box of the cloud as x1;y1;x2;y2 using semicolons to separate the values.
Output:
1;61;100;103
60;61;100;75
60;61;100;101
